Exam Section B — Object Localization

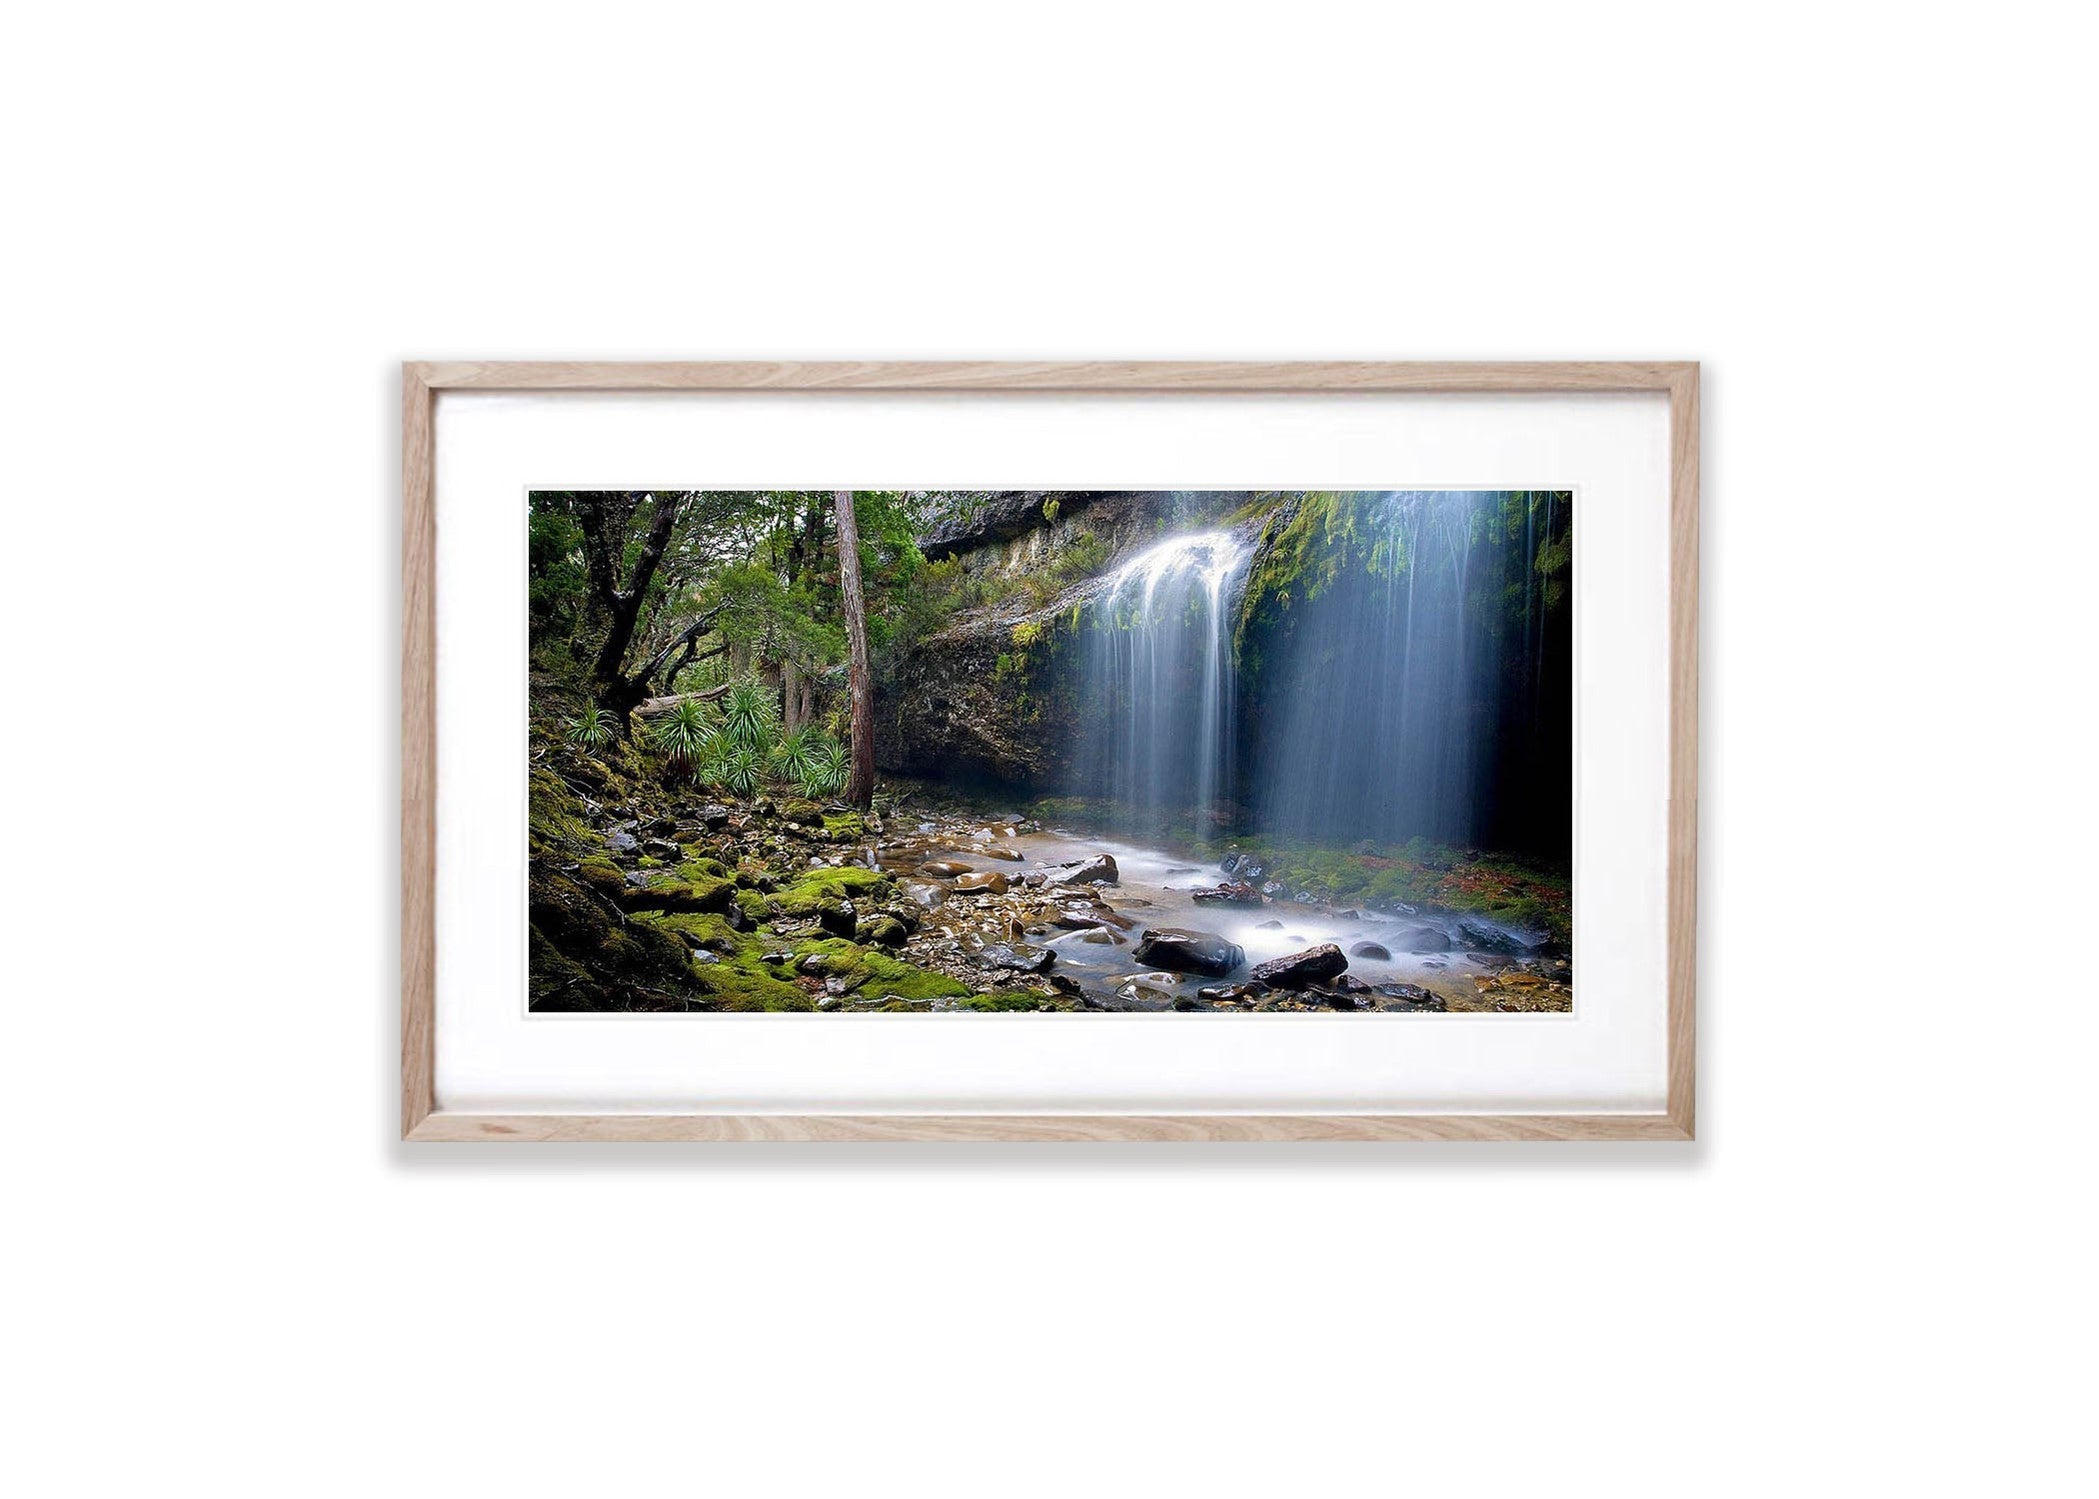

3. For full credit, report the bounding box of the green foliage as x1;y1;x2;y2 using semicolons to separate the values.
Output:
563;706;617;751
715;675;780;756
708;741;766;797
772;725;848;799
648;698;714;772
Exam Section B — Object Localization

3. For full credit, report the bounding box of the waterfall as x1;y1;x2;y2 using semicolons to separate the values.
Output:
1071;531;1250;836
1246;491;1569;856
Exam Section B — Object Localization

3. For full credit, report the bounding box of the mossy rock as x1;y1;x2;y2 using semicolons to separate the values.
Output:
733;888;771;924
613;874;734;915
528;865;692;1010
960;989;1076;1013
779;798;826;828
823;811;866;841
769;865;892;917
678;856;732;881
793;938;970;1001
855;914;910;948
575;858;628;897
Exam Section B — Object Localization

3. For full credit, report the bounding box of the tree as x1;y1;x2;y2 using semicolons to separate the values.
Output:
569;490;695;716
834;489;876;809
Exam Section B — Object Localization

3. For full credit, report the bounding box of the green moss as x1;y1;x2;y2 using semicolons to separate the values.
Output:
733;888;772;923
1255;839;1571;944
960;990;1069;1012
633;912;814;1011
527;767;598;860
794;938;969;1000
822;811;866;840
769;864;892;916
617;873;735;914
679;856;731;880
575;857;627;896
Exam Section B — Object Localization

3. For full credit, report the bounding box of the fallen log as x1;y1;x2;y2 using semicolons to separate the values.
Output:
633;685;732;718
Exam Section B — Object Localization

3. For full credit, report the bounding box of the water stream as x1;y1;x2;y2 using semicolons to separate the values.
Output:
1070;531;1250;837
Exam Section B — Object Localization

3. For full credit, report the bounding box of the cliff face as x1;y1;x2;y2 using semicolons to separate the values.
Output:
878;491;1269;790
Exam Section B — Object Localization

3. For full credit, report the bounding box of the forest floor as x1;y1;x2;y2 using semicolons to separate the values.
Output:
529;727;1571;1013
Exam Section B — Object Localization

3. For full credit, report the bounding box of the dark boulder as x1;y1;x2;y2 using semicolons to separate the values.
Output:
1131;928;1245;977
979;942;1055;975
1396;924;1452;953
1195;980;1270;1007
817;898;858;937
1250;943;1348;988
1348;941;1392;961
1373;983;1449;1013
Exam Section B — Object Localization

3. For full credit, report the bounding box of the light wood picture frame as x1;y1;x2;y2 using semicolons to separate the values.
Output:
402;361;1698;1141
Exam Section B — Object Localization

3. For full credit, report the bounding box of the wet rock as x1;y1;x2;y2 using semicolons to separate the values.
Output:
797;953;828;976
1108;980;1178;1011
1077;928;1118;944
1259;881;1286;899
780;798;826;828
898;878;949;910
1332;908;1360;920
954;871;1010;894
1455;920;1522;955
978;942;1055;975
1372;983;1448;1012
1196;980;1269;1006
1022;873;1048;889
1250;943;1348;988
973;845;1024;863
1049;853;1119;886
1131;928;1246;977
1191;881;1265;907
605;829;640;854
641;838;683;860
1348;941;1392;961
919;859;972;877
1255;919;1284;930
760;950;794;966
1396;924;1451;953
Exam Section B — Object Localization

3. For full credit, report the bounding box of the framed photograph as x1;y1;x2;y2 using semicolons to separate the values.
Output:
403;361;1697;1140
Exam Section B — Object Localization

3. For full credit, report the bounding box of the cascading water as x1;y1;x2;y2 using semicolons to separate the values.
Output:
1070;531;1250;836
1244;491;1570;856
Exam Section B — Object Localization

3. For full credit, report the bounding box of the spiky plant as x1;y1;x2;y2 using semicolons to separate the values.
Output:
649;698;715;773
799;738;848;799
712;741;766;798
715;675;781;757
564;706;617;751
770;725;821;787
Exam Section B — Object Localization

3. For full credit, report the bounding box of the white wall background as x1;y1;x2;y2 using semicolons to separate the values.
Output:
8;4;2092;1496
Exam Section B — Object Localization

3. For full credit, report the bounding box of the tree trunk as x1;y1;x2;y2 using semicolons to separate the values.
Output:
782;659;802;736
584;492;683;693
834;489;876;809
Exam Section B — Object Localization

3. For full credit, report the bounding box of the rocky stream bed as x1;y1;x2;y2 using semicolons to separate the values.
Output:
530;755;1571;1014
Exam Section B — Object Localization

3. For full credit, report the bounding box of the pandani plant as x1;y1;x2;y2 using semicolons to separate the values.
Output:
648;697;715;775
563;705;617;751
